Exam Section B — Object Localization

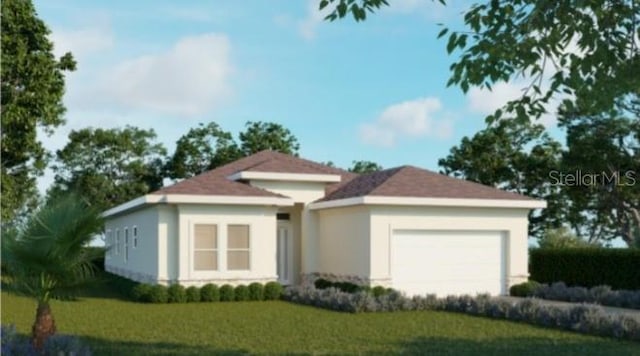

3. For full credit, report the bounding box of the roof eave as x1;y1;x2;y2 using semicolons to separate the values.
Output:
102;194;295;218
308;196;547;210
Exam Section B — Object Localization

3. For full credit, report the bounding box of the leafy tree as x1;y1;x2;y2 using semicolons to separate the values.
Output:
51;126;167;211
439;119;565;238
166;122;241;179
239;121;300;156
538;227;601;249
1;193;104;350
321;0;640;123
349;160;382;173
1;0;76;223
560;110;640;245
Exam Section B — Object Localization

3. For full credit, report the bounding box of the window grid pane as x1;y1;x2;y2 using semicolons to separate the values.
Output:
227;251;250;270
227;224;250;270
228;225;249;249
193;224;218;271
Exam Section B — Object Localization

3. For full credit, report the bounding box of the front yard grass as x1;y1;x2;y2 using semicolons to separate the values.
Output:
1;291;638;355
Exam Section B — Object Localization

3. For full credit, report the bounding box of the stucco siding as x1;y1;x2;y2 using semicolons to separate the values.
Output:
175;204;279;286
369;206;531;288
249;180;327;204
315;206;370;278
104;206;159;282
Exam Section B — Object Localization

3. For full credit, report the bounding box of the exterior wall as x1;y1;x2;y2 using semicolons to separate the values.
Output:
248;180;327;204
314;206;371;281
157;205;179;284
369;205;531;289
104;206;159;283
174;204;279;287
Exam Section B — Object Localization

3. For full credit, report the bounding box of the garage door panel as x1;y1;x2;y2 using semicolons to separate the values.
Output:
391;230;506;297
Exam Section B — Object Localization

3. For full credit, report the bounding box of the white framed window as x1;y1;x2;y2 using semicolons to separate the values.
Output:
115;229;120;255
227;224;250;271
124;227;129;263
105;229;112;258
133;226;138;248
193;224;218;271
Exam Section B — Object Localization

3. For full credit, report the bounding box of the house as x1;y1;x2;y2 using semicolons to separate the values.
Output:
103;150;546;296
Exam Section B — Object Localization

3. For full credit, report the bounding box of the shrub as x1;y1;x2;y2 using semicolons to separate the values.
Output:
314;278;333;289
281;286;640;341
248;283;264;301
131;283;153;303
200;284;220;302
43;334;92;356
220;284;235;301
167;284;187;303
105;272;139;299
148;285;169;303
313;279;363;293
532;282;640;310
509;281;541;297
372;286;389;297
530;248;640;289
1;324;35;356
235;285;249;301
264;281;283;300
186;286;201;302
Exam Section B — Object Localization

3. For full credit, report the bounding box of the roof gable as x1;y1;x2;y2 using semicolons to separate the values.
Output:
152;150;357;197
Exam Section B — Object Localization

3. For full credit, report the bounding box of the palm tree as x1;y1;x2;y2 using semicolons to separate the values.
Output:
2;193;104;350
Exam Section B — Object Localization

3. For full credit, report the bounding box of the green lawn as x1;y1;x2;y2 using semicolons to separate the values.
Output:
2;291;638;355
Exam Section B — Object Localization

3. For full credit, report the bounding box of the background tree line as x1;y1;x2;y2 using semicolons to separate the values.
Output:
2;0;638;248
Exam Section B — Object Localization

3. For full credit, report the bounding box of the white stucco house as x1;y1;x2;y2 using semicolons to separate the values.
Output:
103;150;546;296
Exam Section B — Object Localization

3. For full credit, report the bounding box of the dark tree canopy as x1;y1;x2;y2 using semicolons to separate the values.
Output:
439;120;565;238
349;160;383;174
239;121;300;156
51;126;167;211
166;122;241;179
560;110;639;245
1;0;76;222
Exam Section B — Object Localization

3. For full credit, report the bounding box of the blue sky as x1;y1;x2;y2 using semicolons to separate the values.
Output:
34;0;541;192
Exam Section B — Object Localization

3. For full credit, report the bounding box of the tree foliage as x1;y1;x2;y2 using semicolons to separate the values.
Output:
560;108;640;245
239;121;300;156
2;193;104;348
1;0;76;223
51;126;167;211
439;119;565;238
322;0;640;123
349;160;382;173
166;122;240;179
537;227;601;249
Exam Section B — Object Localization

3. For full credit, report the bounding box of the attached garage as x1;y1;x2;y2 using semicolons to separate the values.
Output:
391;230;506;296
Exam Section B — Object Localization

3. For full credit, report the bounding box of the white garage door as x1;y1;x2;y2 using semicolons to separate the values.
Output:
391;230;506;297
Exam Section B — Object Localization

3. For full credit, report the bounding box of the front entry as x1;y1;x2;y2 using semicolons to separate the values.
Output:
277;222;293;285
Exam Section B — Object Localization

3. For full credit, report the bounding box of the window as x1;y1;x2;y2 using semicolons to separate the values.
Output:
133;226;138;248
194;224;217;271
124;228;129;263
227;225;250;270
105;230;112;258
115;229;120;255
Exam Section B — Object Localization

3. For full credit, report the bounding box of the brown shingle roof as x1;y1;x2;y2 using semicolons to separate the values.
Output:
319;165;535;202
152;150;357;197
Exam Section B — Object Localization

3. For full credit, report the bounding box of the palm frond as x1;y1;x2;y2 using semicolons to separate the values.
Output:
3;193;105;303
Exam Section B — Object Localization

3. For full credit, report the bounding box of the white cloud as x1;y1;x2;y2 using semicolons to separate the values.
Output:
359;97;452;147
50;21;114;60
467;81;561;127
97;33;233;117
298;0;331;40
467;82;524;115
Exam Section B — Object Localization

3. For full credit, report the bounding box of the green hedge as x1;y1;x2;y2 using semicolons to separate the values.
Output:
530;248;640;289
